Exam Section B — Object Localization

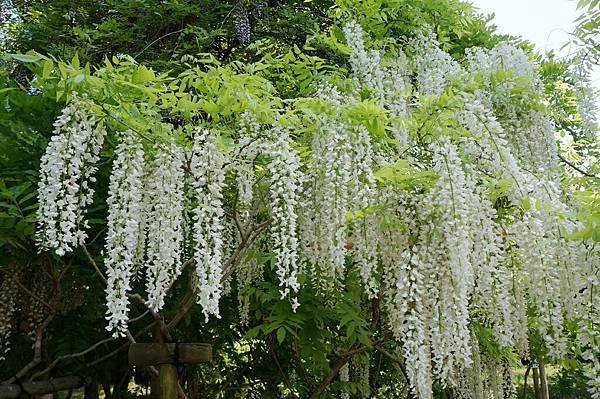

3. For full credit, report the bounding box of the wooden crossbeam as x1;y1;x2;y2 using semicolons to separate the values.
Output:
129;343;211;399
128;343;212;367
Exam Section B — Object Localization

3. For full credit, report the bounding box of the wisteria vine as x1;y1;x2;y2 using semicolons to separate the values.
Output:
32;19;600;399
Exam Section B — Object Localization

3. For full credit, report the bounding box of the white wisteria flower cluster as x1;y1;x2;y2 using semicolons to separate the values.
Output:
265;126;303;310
191;129;227;321
37;94;106;256
342;22;598;398
104;132;146;336
303;119;353;291
411;30;461;96
144;144;186;313
339;362;350;399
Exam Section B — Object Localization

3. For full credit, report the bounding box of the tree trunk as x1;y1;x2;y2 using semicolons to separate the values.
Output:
539;361;549;399
84;379;99;399
532;366;541;399
187;369;199;399
150;374;160;399
522;366;531;399
101;383;112;399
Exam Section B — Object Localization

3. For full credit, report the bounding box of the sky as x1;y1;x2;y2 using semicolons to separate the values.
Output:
470;0;580;56
469;0;600;97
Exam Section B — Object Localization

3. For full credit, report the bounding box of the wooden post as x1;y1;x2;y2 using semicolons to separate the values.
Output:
158;364;178;399
128;343;211;399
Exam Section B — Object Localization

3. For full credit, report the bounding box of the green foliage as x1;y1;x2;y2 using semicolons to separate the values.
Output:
0;180;37;250
574;0;600;64
4;0;338;69
333;0;498;55
374;159;438;190
571;190;600;241
0;70;58;254
548;366;594;399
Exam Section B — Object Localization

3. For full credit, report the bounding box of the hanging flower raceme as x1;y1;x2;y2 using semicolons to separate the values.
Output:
104;132;146;337
266;126;303;311
580;252;600;399
144;143;186;313
454;333;485;399
411;30;460;96
340;362;350;399
389;251;433;399
398;138;500;390
191;129;227;321
457;354;518;399
459;99;532;201
343;22;410;149
509;209;569;359
422;139;478;378
303;120;353;291
343;21;386;97
36;95;107;256
234;114;262;213
512;110;559;177
465;44;557;179
501;359;518;399
466;43;539;116
301;90;380;297
234;4;251;45
348;127;379;297
237;257;264;326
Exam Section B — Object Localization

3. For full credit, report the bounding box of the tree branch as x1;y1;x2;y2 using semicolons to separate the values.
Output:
308;345;372;399
372;343;414;399
31;336;116;380
167;220;269;331
268;335;298;399
557;153;600;179
0;376;88;399
82;245;107;285
3;314;55;384
83;320;158;370
523;365;531;399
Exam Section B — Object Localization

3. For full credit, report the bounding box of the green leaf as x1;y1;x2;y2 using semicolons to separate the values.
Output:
42;59;54;79
71;53;80;69
8;53;46;63
276;327;286;344
132;66;156;83
245;325;262;339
